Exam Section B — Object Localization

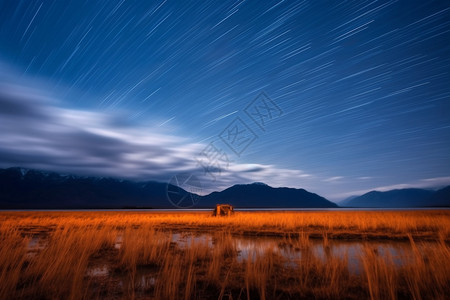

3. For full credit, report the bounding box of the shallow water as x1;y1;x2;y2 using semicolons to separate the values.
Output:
25;231;436;278
235;235;423;273
115;232;434;275
87;266;109;277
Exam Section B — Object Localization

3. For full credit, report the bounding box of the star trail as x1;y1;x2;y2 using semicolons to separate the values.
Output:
0;0;449;200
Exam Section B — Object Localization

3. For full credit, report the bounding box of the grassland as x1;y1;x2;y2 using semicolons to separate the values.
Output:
0;210;449;299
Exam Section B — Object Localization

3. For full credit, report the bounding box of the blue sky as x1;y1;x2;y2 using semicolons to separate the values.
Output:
0;0;449;200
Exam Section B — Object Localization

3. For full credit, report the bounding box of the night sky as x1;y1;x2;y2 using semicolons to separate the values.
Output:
0;0;449;201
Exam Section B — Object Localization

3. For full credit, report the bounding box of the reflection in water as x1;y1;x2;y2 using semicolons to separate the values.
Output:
233;236;418;274
86;266;109;277
172;232;214;249
28;231;434;278
169;232;429;275
27;236;47;251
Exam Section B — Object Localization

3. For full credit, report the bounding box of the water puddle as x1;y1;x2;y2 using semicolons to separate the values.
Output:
27;230;436;277
27;236;47;250
140;275;156;286
168;232;433;275
26;236;48;258
172;232;214;248
87;266;109;277
115;234;123;249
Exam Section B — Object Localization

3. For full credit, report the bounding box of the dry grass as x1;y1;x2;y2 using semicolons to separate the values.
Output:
0;210;449;299
1;210;448;240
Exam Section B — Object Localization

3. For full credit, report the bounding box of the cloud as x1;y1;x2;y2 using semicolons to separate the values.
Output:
323;176;344;182
0;75;316;194
3;66;447;201
420;177;450;185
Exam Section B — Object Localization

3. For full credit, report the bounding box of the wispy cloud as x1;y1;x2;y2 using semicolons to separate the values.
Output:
0;71;315;194
323;176;344;182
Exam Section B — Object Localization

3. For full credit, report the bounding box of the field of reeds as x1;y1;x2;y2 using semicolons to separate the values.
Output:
0;210;449;299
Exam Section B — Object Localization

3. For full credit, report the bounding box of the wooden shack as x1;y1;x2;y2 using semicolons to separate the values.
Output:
213;204;234;216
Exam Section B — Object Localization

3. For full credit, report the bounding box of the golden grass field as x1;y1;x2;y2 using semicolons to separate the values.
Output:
0;210;449;299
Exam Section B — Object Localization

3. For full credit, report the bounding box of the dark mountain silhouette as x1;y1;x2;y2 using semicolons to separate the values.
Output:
427;186;450;207
0;167;338;209
0;167;182;208
338;195;359;206
201;182;338;208
343;187;450;207
2;167;447;209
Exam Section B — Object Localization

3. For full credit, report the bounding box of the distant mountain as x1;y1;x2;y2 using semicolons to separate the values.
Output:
343;187;450;208
3;167;447;209
338;195;359;206
428;186;450;207
201;182;338;208
0;167;338;209
0;167;186;209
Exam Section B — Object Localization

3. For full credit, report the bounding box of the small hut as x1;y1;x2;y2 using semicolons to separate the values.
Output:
213;204;234;216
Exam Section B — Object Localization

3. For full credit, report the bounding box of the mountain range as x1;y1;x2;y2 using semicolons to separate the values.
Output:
200;182;337;208
342;187;450;207
0;167;448;209
0;168;337;209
